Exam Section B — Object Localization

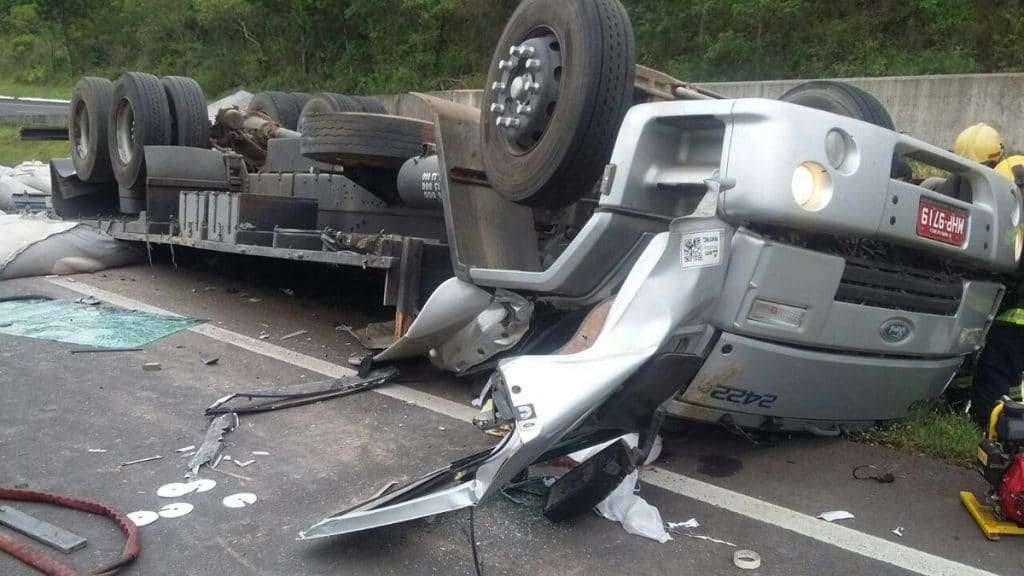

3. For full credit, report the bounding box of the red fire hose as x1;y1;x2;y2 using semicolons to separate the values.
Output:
0;488;139;576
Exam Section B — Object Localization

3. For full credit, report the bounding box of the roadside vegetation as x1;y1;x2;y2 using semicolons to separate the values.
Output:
0;124;65;167
857;408;980;466
1;1;1023;99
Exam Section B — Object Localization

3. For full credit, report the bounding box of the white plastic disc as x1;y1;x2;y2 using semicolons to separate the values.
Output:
188;478;217;493
157;482;194;498
127;510;159;527
158;502;194;519
222;493;258;509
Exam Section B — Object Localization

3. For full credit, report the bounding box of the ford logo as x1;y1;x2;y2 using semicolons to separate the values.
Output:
880;319;912;343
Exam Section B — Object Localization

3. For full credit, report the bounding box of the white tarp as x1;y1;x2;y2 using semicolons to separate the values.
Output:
0;213;140;280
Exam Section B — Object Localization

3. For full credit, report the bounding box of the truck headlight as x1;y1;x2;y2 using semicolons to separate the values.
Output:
792;162;833;211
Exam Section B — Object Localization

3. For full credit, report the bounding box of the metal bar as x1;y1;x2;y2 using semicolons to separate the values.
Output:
100;230;397;270
394;237;424;339
18;126;67;141
0;506;87;553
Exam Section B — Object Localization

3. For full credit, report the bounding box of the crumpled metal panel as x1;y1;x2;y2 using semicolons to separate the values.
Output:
302;203;732;539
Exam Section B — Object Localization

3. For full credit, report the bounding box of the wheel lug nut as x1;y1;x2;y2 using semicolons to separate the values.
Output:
526;81;541;93
491;81;506;92
516;104;532;114
490;103;505;114
495;116;506;127
511;45;536;58
498;59;514;71
524;59;541;71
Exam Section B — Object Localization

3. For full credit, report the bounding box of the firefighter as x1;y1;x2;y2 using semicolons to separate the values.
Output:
964;126;1024;425
953;122;1005;167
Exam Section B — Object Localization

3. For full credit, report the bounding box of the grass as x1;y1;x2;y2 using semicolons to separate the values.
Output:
0;125;67;167
0;78;72;100
857;407;981;466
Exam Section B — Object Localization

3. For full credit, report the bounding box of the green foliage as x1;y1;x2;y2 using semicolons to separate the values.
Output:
857;407;981;466
0;0;1022;97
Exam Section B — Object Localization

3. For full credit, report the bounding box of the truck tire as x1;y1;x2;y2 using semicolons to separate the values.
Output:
69;76;115;183
298;93;361;132
352;95;388;114
300;112;434;169
480;0;636;208
248;91;303;130
109;72;173;191
161;76;210;148
778;80;894;130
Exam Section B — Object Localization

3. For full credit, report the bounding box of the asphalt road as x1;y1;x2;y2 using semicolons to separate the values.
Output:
0;96;68;122
0;254;1021;576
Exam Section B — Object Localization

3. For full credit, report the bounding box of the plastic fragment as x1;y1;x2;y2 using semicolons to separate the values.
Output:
223;493;258;509
127;511;158;527
158;503;193;519
667;518;700;530
734;550;761;570
818;510;855;522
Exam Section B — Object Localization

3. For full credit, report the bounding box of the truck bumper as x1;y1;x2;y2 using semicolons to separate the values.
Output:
665;330;963;432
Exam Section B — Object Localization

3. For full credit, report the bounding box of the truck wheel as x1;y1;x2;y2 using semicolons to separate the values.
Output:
248;91;303;130
69;76;115;183
108;72;172;190
298;93;362;132
300;112;434;170
779;80;894;130
352;96;388;114
480;0;636;208
161;76;210;148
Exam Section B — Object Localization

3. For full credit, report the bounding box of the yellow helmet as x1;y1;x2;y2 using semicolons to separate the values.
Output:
953;123;1004;165
997;155;1024;186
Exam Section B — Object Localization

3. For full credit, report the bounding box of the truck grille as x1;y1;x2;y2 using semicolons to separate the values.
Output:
836;258;963;316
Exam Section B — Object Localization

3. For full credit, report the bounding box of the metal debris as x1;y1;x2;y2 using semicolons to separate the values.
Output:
186;413;239;478
207;466;253;482
75;296;101;306
205;367;398;415
892;526;905;537
281;330;308;341
127;510;159;527
175;445;196;453
142;362;162;372
70;347;143;354
87;448;107;453
234;459;255;468
203;357;219;366
251;451;269;456
120;455;163;467
222;493;258;509
157;502;193;519
734;550;762;570
0;505;88;553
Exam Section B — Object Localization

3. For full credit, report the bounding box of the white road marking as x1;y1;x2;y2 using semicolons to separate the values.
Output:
47;278;479;423
47;277;998;576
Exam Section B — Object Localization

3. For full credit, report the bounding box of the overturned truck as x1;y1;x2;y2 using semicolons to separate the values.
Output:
51;0;1021;541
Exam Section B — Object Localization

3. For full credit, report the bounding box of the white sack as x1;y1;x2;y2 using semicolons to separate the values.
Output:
595;471;672;543
0;213;140;279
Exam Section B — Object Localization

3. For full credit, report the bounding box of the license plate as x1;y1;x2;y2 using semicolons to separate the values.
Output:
917;199;967;246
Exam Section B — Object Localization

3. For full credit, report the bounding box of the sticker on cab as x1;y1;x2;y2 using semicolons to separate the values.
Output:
680;229;724;269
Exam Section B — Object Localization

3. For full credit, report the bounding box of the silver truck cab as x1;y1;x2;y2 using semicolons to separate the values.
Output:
300;97;1020;539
